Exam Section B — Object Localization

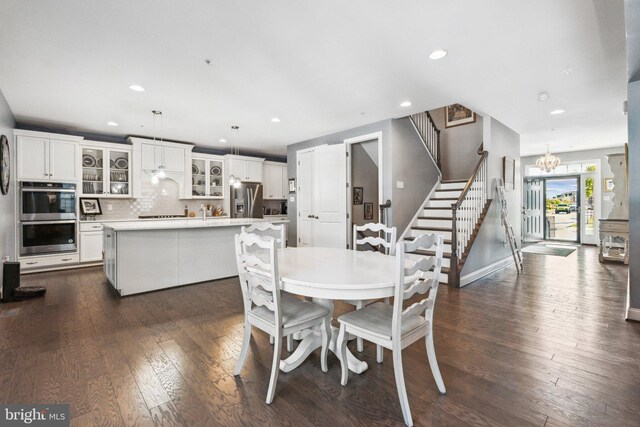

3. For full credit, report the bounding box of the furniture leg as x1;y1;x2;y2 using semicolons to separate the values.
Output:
392;343;413;426
426;332;446;394
269;335;275;344
377;345;384;364
234;321;252;376
356;300;364;352
321;316;330;372
266;330;283;404
337;323;349;385
287;335;294;352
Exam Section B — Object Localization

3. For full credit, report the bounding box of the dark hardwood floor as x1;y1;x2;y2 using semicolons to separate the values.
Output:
1;246;638;426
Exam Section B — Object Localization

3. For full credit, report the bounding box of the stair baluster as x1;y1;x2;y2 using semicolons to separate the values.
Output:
409;111;441;172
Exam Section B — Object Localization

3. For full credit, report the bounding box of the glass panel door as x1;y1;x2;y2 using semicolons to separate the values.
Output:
544;176;580;242
209;159;224;198
581;171;599;244
108;149;130;196
81;147;104;195
192;158;207;197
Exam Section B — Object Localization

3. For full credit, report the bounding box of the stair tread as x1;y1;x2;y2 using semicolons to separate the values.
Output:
422;207;452;210
405;236;452;244
412;226;452;231
435;189;461;192
441;179;468;183
408;249;451;258
418;216;453;221
431;197;458;200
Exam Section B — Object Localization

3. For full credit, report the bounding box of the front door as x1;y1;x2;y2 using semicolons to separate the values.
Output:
544;176;580;243
523;178;544;241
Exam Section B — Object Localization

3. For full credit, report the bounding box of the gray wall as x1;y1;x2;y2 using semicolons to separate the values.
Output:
390;117;440;236
351;144;379;226
286;117;438;246
429;107;484;181
462;117;521;275
521;147;626;220
0;90;16;297
286;120;393;245
626;0;640;314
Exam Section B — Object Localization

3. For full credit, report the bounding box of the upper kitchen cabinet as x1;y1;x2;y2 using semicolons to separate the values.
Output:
191;154;224;199
15;130;82;182
129;137;194;198
225;155;265;182
263;161;287;200
80;141;132;198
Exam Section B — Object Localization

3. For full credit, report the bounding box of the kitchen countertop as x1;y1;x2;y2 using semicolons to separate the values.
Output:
102;217;288;231
80;216;230;223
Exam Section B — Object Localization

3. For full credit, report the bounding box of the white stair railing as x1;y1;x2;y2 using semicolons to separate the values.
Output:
450;145;489;286
409;111;441;172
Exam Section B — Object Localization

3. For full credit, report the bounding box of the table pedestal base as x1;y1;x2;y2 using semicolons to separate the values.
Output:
279;327;368;374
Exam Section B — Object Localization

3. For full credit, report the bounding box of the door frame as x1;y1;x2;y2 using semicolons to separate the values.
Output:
344;132;383;249
543;174;581;243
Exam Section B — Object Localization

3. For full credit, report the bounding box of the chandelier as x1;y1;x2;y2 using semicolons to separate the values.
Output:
536;145;561;172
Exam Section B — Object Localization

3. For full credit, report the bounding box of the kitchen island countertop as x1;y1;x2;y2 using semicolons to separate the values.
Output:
102;217;287;231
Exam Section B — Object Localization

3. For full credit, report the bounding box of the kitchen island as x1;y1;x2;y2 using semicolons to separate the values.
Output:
103;218;288;296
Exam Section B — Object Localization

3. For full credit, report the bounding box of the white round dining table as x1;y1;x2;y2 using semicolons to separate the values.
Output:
277;246;396;374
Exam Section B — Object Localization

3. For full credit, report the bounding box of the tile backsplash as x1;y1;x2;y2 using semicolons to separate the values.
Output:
88;178;225;220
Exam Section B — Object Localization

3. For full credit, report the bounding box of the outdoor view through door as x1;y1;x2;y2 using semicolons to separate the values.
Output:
545;177;580;242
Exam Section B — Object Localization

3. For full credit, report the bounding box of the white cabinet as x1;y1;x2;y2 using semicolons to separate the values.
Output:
80;231;103;262
139;142;185;172
16;132;81;182
226;155;265;182
264;162;287;200
191;154;225;199
80;142;132;197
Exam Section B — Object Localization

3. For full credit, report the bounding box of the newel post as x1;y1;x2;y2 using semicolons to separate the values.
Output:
449;203;459;287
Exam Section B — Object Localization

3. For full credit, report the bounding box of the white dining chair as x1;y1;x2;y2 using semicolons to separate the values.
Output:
337;233;446;426
233;232;331;404
350;222;397;360
241;223;294;352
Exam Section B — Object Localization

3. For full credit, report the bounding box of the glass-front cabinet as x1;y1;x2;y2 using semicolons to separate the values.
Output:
81;142;132;198
191;155;224;199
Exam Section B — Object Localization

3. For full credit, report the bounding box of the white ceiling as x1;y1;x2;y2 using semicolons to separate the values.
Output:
0;0;628;157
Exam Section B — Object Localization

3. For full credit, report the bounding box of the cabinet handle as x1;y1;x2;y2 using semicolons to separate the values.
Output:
314;216;319;219
25;261;38;265
61;258;73;262
307;215;314;218
106;234;112;237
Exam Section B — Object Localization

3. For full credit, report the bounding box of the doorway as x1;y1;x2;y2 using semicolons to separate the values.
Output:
544;176;580;243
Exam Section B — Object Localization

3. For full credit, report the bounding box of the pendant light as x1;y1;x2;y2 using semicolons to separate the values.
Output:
152;110;166;179
536;145;561;172
228;125;242;188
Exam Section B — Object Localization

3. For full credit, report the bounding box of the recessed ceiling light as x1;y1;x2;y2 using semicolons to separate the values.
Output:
129;84;145;92
107;121;119;126
271;117;281;123
562;67;573;76
400;101;412;108
219;138;227;143
549;109;565;115
537;92;550;102
428;50;448;60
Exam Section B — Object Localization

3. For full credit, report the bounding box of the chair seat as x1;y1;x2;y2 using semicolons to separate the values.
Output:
338;302;427;340
249;294;330;329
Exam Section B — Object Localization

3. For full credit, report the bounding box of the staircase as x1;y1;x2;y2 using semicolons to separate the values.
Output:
407;111;491;287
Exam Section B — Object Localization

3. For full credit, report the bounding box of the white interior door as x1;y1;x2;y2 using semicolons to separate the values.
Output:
296;150;314;247
523;178;544;241
581;172;599;244
313;144;347;248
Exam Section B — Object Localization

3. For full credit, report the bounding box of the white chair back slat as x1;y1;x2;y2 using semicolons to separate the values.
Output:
353;223;397;255
242;223;286;248
392;234;444;335
235;232;282;327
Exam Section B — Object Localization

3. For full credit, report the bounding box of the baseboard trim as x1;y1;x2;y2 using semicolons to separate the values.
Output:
626;306;640;322
460;256;513;287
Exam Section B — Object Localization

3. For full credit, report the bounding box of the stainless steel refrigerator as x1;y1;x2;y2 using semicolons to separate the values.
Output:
230;182;264;218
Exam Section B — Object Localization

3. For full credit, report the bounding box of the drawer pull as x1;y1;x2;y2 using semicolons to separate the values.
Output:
25;261;38;265
61;258;73;262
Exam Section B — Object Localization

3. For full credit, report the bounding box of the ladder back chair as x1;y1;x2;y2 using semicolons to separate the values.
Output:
350;222;397;359
241;223;294;351
337;233;446;426
234;232;331;404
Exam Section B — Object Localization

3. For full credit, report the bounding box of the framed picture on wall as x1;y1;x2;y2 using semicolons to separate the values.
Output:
353;187;363;205
503;156;515;190
603;177;614;192
445;103;476;128
364;202;373;220
80;198;102;215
